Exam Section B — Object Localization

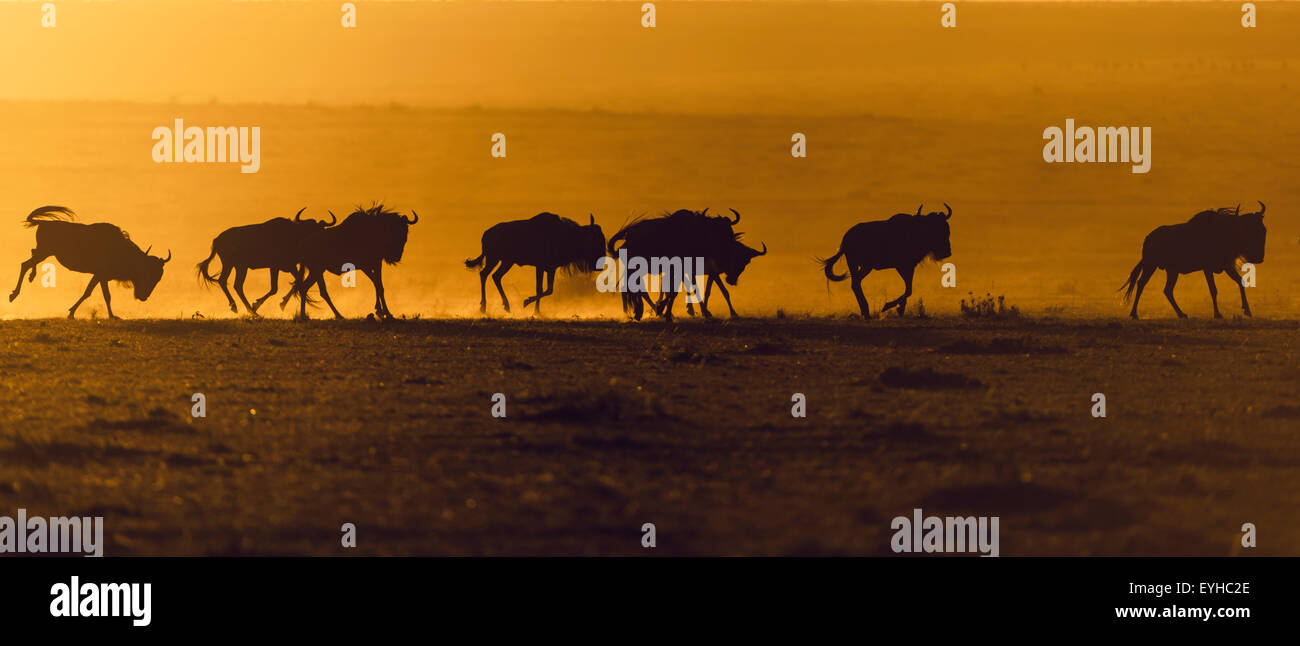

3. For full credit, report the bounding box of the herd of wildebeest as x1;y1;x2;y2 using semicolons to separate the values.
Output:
5;200;1272;321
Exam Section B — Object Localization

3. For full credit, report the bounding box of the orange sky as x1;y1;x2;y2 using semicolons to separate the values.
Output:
3;1;1293;112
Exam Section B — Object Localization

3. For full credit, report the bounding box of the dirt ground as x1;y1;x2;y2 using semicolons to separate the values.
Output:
1;315;1296;556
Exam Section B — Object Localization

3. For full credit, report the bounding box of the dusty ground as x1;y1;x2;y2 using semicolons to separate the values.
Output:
0;315;1296;556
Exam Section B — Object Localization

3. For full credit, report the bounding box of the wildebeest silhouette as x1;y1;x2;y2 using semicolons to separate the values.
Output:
9;206;171;319
292;204;418;320
1120;202;1266;319
659;235;767;319
608;208;763;321
464;212;606;314
818;204;953;317
196;208;337;316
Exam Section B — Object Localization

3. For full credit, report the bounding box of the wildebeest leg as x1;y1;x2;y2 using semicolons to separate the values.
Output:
1203;270;1222;319
713;278;738;318
660;290;678;322
478;258;498;313
251;269;279;314
535;269;556;311
68;277;99;319
651;291;671;316
217;265;238;313
315;277;345;320
883;265;915;316
492;262;513;312
849;266;871;318
11;248;52;302
695;275;714;319
1129;265;1156;319
280;266;303;311
1163;270;1188;319
364;266;392;319
1224;267;1251;317
643;292;662;317
295;269;329;320
233;267;258;316
99;280;118;320
522;266;555;313
376;265;394;318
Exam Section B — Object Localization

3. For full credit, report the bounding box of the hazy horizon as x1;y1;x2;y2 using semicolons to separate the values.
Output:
2;0;1297;320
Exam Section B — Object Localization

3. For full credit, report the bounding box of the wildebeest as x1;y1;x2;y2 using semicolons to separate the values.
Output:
818;204;952;318
1120;202;1266;319
196;207;337;316
292;204;418;320
660;236;767;319
607;208;764;321
464;212;606;314
9;206;171;319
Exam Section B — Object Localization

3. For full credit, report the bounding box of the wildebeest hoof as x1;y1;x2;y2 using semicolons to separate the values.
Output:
1213;312;1223;319
8;291;17;302
1178;313;1188;319
109;315;120;320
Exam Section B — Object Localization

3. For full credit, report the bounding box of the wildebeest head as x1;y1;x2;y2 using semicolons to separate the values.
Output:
573;214;606;273
720;239;767;286
916;203;953;261
351;204;418;264
1239;201;1266;264
133;246;171;300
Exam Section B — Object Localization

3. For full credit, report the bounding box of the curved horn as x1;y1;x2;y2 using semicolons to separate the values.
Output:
163;249;172;263
589;213;595;225
294;207;307;222
404;211;419;225
754;242;767;256
943;203;952;219
729;208;741;225
915;204;924;216
145;245;152;255
700;208;709;217
1257;201;1266;217
326;210;337;226
1234;204;1241;215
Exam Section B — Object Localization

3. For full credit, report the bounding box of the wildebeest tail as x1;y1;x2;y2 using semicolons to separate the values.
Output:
817;248;847;282
1119;261;1144;305
464;252;486;270
287;275;320;307
196;246;221;286
24;205;76;227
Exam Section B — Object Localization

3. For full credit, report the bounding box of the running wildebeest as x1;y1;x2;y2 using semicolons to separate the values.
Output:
464;212;606;314
661;236;768;319
196;207;337;316
9;206;171;319
1120;202;1266;319
818;204;953;318
292;204;418;320
608;208;763;321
